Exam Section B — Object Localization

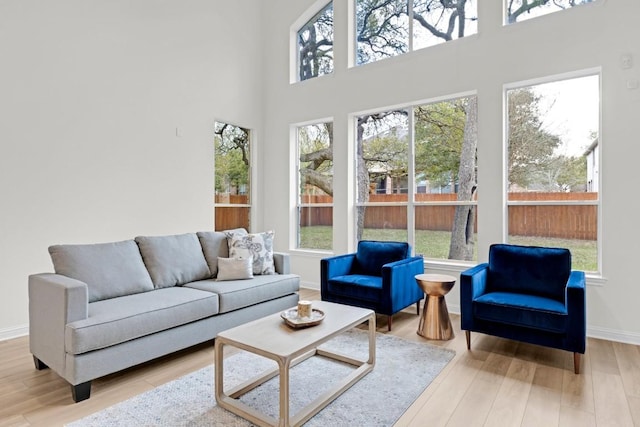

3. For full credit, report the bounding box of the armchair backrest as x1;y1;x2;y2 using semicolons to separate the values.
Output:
487;244;571;302
353;240;409;276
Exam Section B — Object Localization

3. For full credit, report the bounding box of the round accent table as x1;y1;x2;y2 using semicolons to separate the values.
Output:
415;273;456;340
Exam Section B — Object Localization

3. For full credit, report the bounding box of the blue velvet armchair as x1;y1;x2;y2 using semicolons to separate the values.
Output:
461;244;586;373
321;240;424;331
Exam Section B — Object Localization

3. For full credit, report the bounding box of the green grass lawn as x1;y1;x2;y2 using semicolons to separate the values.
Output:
299;226;598;272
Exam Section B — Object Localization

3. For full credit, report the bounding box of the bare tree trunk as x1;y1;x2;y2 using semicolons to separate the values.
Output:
449;97;477;260
356;120;369;241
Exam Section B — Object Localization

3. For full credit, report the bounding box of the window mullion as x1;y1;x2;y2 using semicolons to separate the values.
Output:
408;107;416;253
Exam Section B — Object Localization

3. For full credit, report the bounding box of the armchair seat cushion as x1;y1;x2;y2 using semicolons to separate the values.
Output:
327;275;382;303
474;292;567;333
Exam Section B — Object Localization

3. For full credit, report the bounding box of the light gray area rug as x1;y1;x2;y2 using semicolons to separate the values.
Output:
68;329;455;427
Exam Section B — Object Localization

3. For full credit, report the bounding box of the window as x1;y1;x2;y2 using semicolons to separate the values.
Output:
414;96;478;261
356;110;410;242
355;95;478;261
355;0;478;66
214;122;251;231
296;122;334;250
505;0;596;24
506;74;600;272
297;2;334;81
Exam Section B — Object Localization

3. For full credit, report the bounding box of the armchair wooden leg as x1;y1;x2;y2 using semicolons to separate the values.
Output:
416;301;420;316
574;352;581;374
388;315;392;331
465;330;471;350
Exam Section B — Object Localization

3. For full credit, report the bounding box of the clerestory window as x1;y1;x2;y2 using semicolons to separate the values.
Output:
355;0;478;66
505;0;597;24
297;2;334;81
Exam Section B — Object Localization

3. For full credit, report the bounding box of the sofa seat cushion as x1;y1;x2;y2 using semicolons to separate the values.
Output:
184;274;299;314
66;287;219;355
135;233;211;288
474;292;567;333
326;275;383;303
49;240;154;303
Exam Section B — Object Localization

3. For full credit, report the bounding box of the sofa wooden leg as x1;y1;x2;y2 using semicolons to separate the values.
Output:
416;301;420;316
465;330;471;350
388;315;392;331
574;352;581;374
72;381;92;403
33;356;49;370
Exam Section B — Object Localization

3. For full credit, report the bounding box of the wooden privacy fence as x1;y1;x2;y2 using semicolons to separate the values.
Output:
298;193;598;241
214;195;249;231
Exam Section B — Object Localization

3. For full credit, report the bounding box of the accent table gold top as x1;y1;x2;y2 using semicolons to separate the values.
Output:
415;273;456;296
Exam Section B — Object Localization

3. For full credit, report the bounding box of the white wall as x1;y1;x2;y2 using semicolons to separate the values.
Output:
261;0;640;344
0;0;264;337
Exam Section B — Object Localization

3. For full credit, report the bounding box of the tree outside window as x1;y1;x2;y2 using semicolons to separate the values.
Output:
214;122;250;231
298;2;334;81
297;122;333;250
506;74;600;272
352;96;478;261
505;0;596;24
356;0;478;65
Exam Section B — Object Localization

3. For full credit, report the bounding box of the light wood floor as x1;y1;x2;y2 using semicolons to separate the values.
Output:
2;288;639;427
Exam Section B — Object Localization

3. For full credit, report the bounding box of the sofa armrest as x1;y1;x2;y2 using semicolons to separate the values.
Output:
381;256;425;312
382;256;425;291
273;252;291;274
29;273;88;374
566;270;586;353
320;253;356;295
460;263;489;330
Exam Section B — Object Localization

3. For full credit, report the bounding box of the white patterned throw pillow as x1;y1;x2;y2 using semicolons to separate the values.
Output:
226;231;275;275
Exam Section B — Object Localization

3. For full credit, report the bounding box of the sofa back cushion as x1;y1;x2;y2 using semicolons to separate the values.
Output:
353;240;409;277
196;228;248;277
135;233;211;288
49;240;154;302
196;231;228;277
487;244;571;302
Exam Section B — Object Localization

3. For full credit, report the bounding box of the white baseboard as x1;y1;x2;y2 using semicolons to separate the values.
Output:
587;326;640;346
0;324;28;341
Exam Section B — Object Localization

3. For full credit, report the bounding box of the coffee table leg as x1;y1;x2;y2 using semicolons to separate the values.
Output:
279;357;291;426
214;339;224;406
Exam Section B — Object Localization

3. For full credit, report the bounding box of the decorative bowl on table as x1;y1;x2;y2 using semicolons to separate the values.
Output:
280;308;326;329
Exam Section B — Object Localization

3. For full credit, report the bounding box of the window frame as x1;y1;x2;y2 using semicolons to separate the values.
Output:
354;92;479;262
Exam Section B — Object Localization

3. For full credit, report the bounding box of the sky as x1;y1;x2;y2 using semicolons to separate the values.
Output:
534;74;600;157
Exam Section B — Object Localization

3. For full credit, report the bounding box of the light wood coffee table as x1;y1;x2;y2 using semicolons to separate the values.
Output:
214;300;376;427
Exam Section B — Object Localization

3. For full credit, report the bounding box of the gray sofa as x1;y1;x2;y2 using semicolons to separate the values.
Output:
28;230;300;402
